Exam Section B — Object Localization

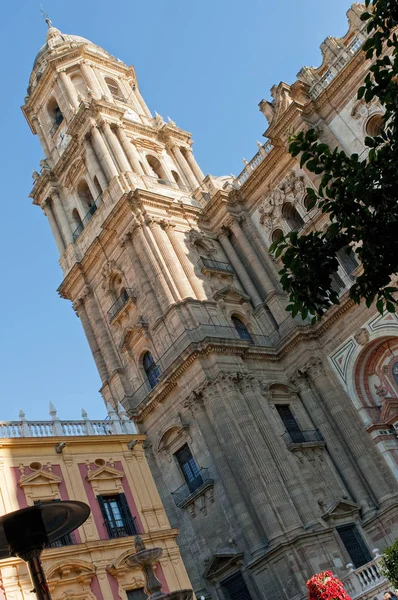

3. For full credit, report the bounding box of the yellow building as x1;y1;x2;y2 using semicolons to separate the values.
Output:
0;405;192;600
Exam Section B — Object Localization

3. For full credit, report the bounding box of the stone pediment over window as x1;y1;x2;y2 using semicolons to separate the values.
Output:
321;498;360;524
47;560;96;599
213;286;250;306
19;469;62;504
203;550;244;581
86;464;125;495
120;322;149;352
158;424;190;457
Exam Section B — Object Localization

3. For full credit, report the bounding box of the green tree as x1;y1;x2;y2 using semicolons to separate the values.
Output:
380;539;398;588
270;0;398;323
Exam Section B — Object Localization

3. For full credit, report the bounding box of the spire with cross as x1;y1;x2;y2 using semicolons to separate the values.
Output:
40;5;53;28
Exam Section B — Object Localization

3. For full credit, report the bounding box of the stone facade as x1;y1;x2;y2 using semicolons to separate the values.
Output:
0;407;192;599
23;6;398;600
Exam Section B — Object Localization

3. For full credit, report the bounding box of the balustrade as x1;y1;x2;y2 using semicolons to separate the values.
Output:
343;554;387;600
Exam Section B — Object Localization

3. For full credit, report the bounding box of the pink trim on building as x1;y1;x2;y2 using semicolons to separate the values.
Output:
155;563;169;594
78;463;108;539
10;467;28;509
90;575;105;600
107;572;122;600
114;461;144;533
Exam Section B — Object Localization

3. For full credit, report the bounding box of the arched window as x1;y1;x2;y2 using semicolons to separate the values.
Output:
232;316;254;344
282;203;305;231
366;114;384;137
271;229;284;244
105;77;124;101
303;194;313;211
143;352;161;389
77;180;94;211
171;170;184;190
146;155;167;183
72;208;83;228
47;98;64;136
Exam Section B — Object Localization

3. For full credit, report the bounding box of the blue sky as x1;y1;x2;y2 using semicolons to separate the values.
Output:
0;0;351;421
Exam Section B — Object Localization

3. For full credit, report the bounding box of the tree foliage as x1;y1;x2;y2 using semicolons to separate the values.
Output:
270;0;398;322
380;539;398;588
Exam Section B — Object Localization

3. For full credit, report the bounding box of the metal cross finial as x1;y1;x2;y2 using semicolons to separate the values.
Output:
40;5;52;28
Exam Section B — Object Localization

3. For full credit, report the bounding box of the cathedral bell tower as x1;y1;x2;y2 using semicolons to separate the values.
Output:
22;20;218;408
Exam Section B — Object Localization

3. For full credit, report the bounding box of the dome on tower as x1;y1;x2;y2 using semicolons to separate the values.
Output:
28;21;116;94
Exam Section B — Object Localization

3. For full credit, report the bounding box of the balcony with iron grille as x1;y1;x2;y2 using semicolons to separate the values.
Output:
199;257;234;276
103;515;139;539
107;289;136;322
46;531;76;549
282;429;325;451
171;468;214;510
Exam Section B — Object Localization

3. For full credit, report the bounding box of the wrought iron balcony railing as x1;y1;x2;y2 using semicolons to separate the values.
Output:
142;174;191;193
107;289;135;322
199;257;234;274
72;194;102;241
171;468;213;507
46;531;75;548
50;115;64;137
282;429;324;447
104;516;139;539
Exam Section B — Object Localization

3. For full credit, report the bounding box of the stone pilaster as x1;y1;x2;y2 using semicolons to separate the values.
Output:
90;125;119;181
185;386;267;557
51;190;73;246
131;218;175;310
80;61;102;98
183;147;205;184
43;199;65;254
291;365;375;511
84;135;108;190
74;295;109;383
217;228;262;307
58;69;79;108
121;231;162;322
115;126;145;175
163;222;207;301
31;116;53;164
101;121;131;174
305;356;398;507
148;219;194;300
238;375;309;530
169;144;197;190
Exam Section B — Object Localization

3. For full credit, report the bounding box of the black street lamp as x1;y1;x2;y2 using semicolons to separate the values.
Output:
0;501;90;600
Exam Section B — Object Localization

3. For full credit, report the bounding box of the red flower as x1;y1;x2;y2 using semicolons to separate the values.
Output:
306;571;352;600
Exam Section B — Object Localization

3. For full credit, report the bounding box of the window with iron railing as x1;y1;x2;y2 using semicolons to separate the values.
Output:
107;289;135;322
97;493;139;539
199;257;234;274
220;572;253;600
276;404;305;443
72;194;102;241
175;444;203;494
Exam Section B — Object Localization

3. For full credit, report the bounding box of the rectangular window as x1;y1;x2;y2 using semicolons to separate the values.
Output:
221;572;253;600
34;500;74;547
97;493;138;539
337;523;372;568
275;404;305;443
126;589;146;600
175;444;203;494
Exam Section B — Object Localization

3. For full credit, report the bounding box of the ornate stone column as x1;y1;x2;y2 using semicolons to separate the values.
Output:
183;147;205;184
121;231;162;322
216;373;294;541
169;144;197;190
239;214;280;287
43;199;65;254
80;61;102;98
131;219;175;310
115;126;145;175
148;219;194;300
58;69;79;108
217;228;262;307
185;387;266;556
133;85;153;119
162;222;207;301
90;125;119;181
101;121;131;174
291;365;374;511
228;216;273;297
84;286;121;375
83;136;108;190
304;357;397;506
31;116;52;164
51;191;73;246
74;296;109;383
241;376;316;528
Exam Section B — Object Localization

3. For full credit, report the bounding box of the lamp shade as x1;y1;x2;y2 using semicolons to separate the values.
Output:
0;501;90;560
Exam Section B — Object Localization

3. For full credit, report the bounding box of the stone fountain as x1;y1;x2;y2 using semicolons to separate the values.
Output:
126;536;193;600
